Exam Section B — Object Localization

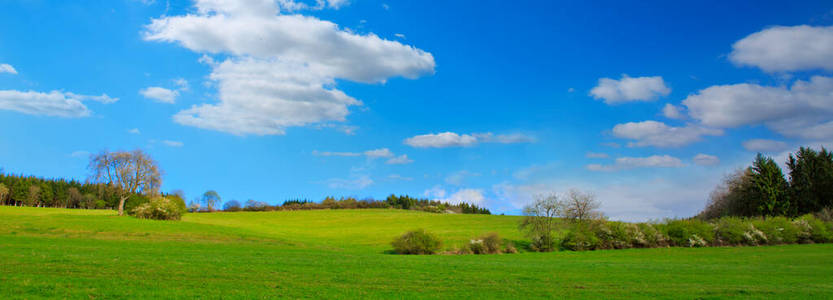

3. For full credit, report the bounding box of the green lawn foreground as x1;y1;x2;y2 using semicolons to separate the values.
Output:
0;206;831;299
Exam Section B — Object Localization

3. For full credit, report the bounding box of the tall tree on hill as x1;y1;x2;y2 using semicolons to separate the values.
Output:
88;150;162;216
201;190;221;211
787;147;833;215
750;154;789;217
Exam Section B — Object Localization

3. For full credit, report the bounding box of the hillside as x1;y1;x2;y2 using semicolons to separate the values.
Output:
1;206;832;298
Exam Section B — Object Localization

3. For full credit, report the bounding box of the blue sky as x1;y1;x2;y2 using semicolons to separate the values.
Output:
2;0;833;220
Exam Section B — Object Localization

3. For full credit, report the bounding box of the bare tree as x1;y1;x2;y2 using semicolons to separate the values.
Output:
561;189;603;223
88;149;162;215
519;193;561;252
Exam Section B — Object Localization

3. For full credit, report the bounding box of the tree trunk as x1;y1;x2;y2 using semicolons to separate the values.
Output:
118;195;128;216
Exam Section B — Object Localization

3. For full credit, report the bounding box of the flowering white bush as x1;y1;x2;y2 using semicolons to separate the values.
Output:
132;197;185;220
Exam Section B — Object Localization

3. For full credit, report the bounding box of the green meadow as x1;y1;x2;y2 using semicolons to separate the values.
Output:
1;206;831;299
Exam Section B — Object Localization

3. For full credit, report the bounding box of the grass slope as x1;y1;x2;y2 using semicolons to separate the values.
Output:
1;206;831;299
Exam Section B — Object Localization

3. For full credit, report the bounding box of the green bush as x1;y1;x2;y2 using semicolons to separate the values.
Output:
124;194;151;215
464;233;502;254
636;223;667;247
753;217;798;244
503;242;518;254
391;229;442;255
799;214;833;243
594;221;633;249
131;197;185;220
561;223;599;251
714;217;749;246
661;219;715;247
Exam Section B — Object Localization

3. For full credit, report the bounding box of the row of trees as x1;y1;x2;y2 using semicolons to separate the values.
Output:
520;189;602;251
700;147;833;219
0;173;120;209
190;192;491;215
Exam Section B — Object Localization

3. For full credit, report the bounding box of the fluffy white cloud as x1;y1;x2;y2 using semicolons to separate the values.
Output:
0;63;17;74
386;154;413;165
162;140;184;147
0;90;117;117
426;188;486;206
742;139;789;152
144;0;434;135
662;103;685;120
140;86;179;103
128;128;141;134
363;148;394;158
589;75;670;104
404;132;534;148
612;120;723;147
585;152;609;159
692;154;719;166
325;175;373;190
312;150;361;157
730;25;833;72
586;155;685;171
682;76;833;140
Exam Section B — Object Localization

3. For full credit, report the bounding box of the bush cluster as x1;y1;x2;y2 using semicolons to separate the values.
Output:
132;197;186;221
558;214;832;251
215;195;490;215
391;229;443;254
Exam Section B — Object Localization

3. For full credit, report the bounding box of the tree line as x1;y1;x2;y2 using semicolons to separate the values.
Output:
699;147;833;219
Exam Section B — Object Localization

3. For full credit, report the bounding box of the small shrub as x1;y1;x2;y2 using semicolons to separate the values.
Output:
662;219;715;247
561;223;599;251
815;207;833;223
464;233;503;254
132;197;185;220
799;214;833;243
753;217;798;244
391;229;442;255
503;242;518;254
636;223;667;247
594;221;632;249
714;217;749;246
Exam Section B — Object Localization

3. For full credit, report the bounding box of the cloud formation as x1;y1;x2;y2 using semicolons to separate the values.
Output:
692;153;719;166
742;139;789;152
0;90;117;117
589;75;670;104
0;63;17;74
586;154;685;171
612;120;722;148
730;25;833;72
682;76;833;140
140;86;179;103
144;0;435;135
404;132;534;148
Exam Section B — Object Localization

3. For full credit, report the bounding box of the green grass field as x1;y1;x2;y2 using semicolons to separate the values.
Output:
1;206;831;299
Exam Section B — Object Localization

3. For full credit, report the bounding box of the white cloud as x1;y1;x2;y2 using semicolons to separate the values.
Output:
404;132;534;148
585;152;609;159
363;148;394;158
612;120;723;148
586;155;685;171
730;25;833;72
386;154;413;165
387;174;412;181
312;150;361;157
325;175;373;190
692;154;720;166
742;139;789;152
0;63;17;75
162;140;184;147
140;86;179;103
662;103;685;119
128;128;141;134
682;75;833;140
173;78;190;91
394;33;405;39
589;75;670;104
427;188;486;206
144;0;434;135
0;90;117;117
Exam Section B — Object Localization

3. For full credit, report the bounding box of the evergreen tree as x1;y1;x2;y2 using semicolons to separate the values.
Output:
787;147;833;215
750;154;790;217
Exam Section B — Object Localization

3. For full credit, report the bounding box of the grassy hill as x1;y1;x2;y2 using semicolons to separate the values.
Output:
1;206;832;298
